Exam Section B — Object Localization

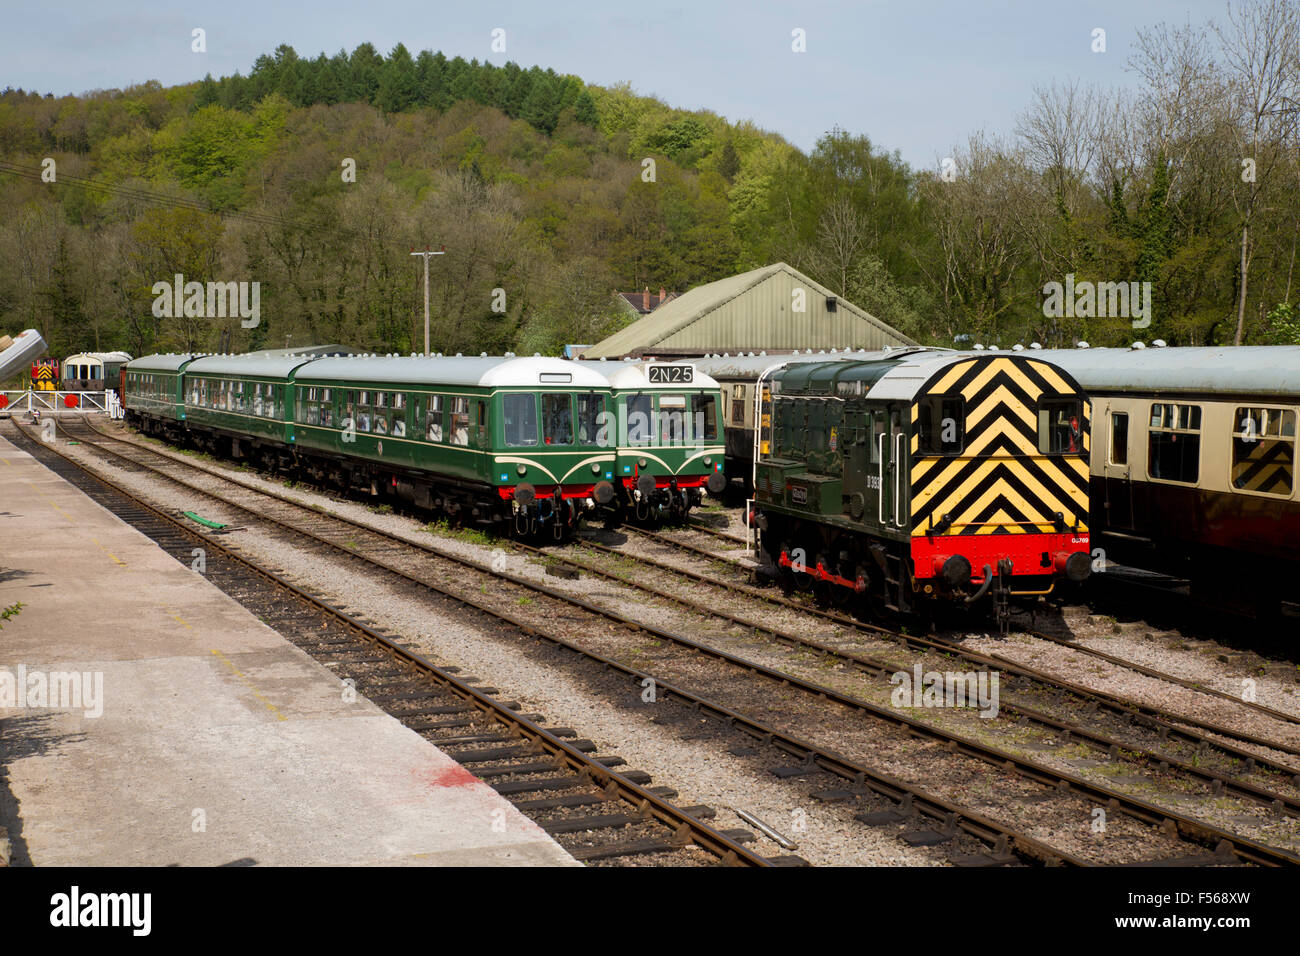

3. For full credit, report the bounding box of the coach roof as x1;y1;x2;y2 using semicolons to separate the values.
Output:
186;353;324;378
125;354;199;373
1027;346;1300;399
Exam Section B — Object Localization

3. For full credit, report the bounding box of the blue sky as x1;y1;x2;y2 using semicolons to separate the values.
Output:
2;0;1224;169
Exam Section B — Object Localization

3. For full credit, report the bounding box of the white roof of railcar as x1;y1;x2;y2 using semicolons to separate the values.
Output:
64;351;133;366
294;354;613;388
573;359;721;390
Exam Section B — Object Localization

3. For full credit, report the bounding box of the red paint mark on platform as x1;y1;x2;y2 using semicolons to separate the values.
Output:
428;765;479;788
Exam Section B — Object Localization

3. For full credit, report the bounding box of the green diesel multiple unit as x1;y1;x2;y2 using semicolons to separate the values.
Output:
124;352;725;538
582;359;727;522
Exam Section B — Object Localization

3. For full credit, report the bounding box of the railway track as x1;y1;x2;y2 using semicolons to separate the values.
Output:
8;419;774;867
680;515;1300;735
620;523;1300;756
560;533;1300;808
35;417;1300;865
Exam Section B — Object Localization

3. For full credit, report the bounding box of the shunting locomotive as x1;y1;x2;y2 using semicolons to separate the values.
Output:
750;349;1093;620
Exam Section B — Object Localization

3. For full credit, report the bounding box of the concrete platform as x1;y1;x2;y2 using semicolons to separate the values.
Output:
0;432;577;866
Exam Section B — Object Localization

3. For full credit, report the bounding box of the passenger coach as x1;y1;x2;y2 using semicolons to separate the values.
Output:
1031;345;1300;619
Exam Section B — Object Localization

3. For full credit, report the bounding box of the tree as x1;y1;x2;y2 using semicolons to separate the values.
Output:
1214;0;1300;343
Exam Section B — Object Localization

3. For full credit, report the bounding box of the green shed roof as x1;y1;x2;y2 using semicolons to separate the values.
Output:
581;263;918;359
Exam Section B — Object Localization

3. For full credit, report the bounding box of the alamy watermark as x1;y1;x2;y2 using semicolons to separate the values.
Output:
0;665;104;718
890;663;999;718
151;273;260;328
1042;274;1151;329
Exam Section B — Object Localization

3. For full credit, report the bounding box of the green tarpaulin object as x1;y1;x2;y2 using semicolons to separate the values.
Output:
182;511;227;530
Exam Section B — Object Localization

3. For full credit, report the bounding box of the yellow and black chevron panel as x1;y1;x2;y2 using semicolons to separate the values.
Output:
1232;438;1294;496
910;357;1090;536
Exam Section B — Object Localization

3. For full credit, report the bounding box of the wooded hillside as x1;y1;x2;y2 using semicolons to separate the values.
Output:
4;4;1300;361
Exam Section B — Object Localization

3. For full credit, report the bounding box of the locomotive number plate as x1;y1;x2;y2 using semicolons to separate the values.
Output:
647;364;693;384
790;485;808;504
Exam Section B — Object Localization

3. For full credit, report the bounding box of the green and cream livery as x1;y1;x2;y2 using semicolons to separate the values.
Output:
124;351;725;539
581;359;727;522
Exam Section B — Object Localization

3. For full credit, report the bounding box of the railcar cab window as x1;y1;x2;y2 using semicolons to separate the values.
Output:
1039;399;1084;454
543;393;573;445
1231;406;1295;496
916;396;965;455
627;393;652;446
576;393;605;446
691;393;718;442
1147;402;1201;484
504;393;539;446
450;397;470;446
659;394;687;444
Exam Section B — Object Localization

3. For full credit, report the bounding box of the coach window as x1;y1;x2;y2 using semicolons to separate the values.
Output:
391;392;404;436
450;397;470;446
576;393;604;445
917;396;965;455
731;385;746;425
426;395;444;442
319;389;333;427
1039;399;1084;454
1231;407;1295;496
627;393;653;446
1109;412;1128;465
357;391;372;432
543;394;573;445
338;391;354;431
690;393;718;442
1147;402;1201;484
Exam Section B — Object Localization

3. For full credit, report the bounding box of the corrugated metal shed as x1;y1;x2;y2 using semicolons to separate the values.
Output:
580;263;918;359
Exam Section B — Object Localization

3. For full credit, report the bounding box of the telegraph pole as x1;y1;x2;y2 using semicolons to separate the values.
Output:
410;246;446;357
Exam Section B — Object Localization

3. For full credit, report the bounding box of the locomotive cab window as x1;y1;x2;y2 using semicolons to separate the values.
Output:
1231;406;1295;497
1039;400;1084;454
1147;402;1201;484
916;396;965;455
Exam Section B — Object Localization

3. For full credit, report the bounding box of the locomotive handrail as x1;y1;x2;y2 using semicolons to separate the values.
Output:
877;432;886;524
893;431;905;526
